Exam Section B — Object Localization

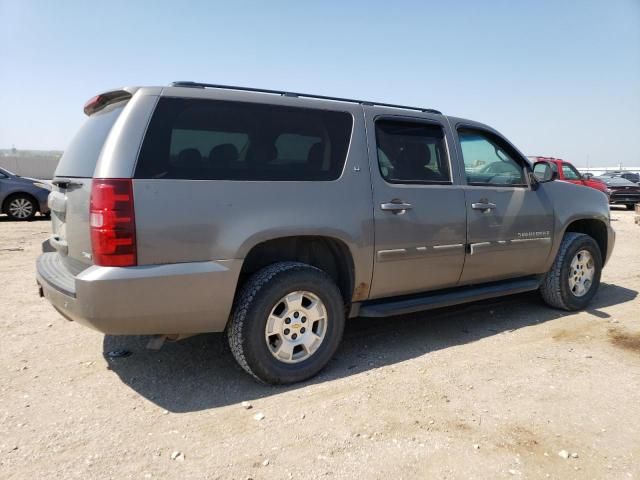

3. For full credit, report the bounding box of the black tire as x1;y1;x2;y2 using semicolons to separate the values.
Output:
4;194;37;221
540;232;602;311
227;262;345;384
625;204;635;210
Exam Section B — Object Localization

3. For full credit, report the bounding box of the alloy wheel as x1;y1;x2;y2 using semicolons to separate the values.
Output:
568;249;595;297
264;291;328;364
8;198;34;219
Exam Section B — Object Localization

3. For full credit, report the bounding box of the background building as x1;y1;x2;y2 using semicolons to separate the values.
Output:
0;149;61;179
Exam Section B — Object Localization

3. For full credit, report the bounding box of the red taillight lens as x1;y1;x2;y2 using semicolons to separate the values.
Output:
90;179;137;267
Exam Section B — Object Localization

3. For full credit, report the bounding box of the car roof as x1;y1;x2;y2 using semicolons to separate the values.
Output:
104;83;529;160
111;83;523;132
155;81;444;115
530;157;571;164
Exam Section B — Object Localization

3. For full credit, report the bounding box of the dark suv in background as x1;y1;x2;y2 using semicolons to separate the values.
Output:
600;171;640;184
597;175;640;209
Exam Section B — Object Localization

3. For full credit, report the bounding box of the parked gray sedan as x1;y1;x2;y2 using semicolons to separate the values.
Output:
0;167;50;220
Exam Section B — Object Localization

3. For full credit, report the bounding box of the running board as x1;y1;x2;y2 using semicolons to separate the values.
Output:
358;277;541;318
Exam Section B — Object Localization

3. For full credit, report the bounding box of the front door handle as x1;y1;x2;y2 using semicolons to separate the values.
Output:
471;202;497;211
380;201;413;213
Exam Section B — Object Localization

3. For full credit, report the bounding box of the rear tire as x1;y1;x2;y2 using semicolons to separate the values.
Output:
5;194;37;221
227;262;345;384
540;233;602;311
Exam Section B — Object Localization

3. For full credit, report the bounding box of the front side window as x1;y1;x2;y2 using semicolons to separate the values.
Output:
136;98;353;181
375;120;451;184
562;164;581;180
458;128;527;187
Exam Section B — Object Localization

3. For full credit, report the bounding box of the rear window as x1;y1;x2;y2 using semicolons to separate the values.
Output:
55;102;126;178
135;98;353;181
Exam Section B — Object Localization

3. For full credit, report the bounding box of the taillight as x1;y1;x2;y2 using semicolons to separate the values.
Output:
90;179;137;267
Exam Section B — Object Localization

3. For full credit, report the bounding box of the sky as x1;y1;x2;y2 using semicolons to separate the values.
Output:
1;0;639;167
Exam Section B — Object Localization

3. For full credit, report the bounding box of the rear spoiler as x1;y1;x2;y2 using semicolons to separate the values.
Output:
83;87;138;115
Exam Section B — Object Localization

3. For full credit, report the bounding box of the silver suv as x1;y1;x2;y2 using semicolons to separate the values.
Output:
37;82;615;384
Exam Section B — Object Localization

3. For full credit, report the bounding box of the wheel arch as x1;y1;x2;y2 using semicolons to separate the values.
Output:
563;218;608;262
238;235;357;305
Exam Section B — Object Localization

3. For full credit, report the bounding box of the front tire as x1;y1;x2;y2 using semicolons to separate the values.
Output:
540;232;602;311
227;262;345;384
5;194;37;221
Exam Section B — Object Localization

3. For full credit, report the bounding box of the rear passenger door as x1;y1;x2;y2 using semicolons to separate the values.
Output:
365;109;467;299
455;126;554;284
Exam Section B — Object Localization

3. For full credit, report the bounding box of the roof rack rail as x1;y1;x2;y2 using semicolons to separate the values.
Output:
170;81;442;115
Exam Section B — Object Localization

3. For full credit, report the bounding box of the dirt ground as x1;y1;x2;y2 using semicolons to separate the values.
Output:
1;208;639;480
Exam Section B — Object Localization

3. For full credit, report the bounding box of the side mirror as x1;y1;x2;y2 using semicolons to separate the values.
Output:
583;172;593;180
533;162;557;183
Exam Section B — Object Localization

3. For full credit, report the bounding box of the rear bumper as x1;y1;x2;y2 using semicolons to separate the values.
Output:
36;252;242;335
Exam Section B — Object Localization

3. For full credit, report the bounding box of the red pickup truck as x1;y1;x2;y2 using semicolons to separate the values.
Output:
530;157;609;195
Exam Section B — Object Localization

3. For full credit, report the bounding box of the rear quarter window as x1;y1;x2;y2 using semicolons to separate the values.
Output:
135;98;353;181
55;102;126;178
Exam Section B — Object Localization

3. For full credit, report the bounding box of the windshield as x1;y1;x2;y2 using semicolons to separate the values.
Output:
0;167;16;176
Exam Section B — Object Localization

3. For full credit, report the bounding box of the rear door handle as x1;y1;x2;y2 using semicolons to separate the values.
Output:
52;178;83;188
380;202;413;213
471;202;497;211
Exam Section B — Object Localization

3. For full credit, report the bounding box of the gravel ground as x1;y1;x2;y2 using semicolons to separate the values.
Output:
1;208;639;480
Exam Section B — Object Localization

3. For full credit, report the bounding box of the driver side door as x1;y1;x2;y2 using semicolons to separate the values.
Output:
455;126;555;284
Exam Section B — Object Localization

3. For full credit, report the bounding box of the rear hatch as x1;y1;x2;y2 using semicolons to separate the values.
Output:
49;93;131;274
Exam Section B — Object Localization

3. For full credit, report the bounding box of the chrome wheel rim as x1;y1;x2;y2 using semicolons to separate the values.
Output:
568;249;595;297
9;198;33;219
264;291;328;364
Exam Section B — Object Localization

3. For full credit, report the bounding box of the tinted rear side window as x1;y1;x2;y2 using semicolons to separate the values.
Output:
135;98;353;181
55;102;126;178
375;120;451;184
